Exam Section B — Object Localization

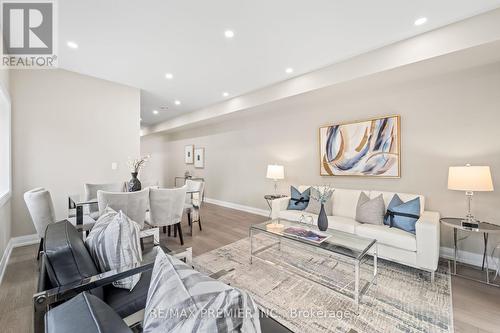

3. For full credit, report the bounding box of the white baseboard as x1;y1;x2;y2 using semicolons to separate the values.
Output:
439;246;494;269
0;234;39;284
204;197;269;217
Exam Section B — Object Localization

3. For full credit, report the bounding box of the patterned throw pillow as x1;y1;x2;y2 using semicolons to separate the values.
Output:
85;208;143;290
287;186;311;210
355;192;385;225
384;194;421;234
143;249;261;332
305;187;333;215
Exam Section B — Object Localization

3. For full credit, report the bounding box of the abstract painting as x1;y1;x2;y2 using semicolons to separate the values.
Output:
319;115;400;177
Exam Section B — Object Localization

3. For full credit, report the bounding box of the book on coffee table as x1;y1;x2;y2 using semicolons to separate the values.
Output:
283;227;331;244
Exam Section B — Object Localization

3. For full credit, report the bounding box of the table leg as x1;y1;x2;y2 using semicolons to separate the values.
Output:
453;228;458;275
76;205;83;226
373;245;378;285
249;228;253;264
484;233;489;283
354;260;359;309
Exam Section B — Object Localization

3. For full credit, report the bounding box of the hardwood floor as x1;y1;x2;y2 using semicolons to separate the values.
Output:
0;203;499;333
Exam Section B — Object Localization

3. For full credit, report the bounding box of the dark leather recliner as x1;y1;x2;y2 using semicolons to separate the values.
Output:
41;220;152;318
45;292;132;333
37;220;292;333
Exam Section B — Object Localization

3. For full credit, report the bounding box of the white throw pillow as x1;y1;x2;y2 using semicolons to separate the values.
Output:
143;248;261;333
85;208;143;290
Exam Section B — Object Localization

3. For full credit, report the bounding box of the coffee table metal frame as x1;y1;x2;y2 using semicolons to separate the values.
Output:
249;219;378;310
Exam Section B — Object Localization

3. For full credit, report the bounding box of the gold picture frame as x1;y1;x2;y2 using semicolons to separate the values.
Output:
319;115;401;178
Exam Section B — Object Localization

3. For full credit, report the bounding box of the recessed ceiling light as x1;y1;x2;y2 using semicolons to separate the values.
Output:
285;67;294;74
152;110;159;115
174;100;181;105
224;30;235;38
165;73;174;79
222;92;229;97
414;17;428;26
67;41;78;49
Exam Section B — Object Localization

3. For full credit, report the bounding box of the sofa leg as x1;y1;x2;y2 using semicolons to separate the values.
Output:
430;271;435;283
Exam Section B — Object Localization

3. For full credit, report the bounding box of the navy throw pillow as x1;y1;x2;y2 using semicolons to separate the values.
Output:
384;194;420;234
287;186;311;210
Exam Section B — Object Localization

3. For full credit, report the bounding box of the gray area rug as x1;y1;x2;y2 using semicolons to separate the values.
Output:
193;235;453;333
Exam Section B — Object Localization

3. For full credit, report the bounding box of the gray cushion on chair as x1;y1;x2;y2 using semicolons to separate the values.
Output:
355;192;385;225
45;292;132;333
44;220;103;299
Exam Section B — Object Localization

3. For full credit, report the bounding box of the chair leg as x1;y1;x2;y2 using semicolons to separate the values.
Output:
187;212;192;236
37;238;44;260
174;225;177;237
198;214;202;231
163;226;167;234
176;223;184;246
168;225;171;237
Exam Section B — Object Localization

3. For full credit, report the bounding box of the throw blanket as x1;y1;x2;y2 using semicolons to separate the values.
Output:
143;249;261;333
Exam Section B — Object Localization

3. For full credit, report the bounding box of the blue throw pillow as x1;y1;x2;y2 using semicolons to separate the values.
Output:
384;194;420;234
287;186;311;210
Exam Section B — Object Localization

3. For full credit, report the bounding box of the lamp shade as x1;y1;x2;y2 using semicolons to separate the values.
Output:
448;165;494;192
266;164;284;180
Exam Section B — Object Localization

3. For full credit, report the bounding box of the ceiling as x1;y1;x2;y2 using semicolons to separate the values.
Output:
58;0;500;126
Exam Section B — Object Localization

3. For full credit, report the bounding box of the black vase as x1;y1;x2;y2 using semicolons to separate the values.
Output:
128;172;142;192
317;203;328;231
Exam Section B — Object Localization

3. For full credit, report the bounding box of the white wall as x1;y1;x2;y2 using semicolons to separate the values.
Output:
141;60;500;256
11;69;141;237
0;68;11;261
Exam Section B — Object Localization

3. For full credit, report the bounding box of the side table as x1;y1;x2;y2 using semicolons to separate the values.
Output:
441;217;500;286
264;194;288;217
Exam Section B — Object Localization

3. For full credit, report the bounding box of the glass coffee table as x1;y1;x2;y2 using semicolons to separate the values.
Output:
250;219;377;309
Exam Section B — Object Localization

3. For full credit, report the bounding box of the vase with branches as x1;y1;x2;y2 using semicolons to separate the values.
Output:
311;185;335;231
127;155;151;192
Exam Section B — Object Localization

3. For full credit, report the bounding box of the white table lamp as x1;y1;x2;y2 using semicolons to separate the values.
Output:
448;164;494;222
266;164;284;195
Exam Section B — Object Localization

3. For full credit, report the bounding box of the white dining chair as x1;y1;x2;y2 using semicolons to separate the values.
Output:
184;180;205;235
84;182;126;219
24;187;94;259
96;188;159;246
149;186;187;246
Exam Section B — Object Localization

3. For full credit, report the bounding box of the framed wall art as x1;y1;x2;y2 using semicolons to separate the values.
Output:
194;147;205;168
185;145;194;164
319;115;400;177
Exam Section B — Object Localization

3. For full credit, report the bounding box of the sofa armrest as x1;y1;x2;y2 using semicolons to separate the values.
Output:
415;210;441;271
271;196;290;219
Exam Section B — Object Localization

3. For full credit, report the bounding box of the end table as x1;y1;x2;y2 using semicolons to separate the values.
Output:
441;217;500;286
264;194;288;217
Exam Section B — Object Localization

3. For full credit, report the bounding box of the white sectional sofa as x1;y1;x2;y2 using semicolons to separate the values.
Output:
271;186;440;279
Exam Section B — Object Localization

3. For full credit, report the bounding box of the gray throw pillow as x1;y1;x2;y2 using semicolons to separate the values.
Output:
305;188;333;215
143;248;261;332
355;193;385;225
85;208;143;290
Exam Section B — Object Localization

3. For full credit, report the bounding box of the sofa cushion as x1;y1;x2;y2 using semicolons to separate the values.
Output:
356;224;417;252
370;190;425;215
287;186;311;210
44;220;103;299
104;268;152;318
45;292;132;333
327;216;360;234
332;189;368;219
279;210;314;223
